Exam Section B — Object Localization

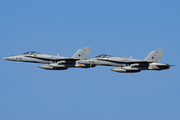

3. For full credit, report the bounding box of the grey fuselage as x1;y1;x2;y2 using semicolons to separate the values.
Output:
3;52;95;70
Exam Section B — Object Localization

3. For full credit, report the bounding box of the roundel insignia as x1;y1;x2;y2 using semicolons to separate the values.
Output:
152;65;155;68
78;54;81;57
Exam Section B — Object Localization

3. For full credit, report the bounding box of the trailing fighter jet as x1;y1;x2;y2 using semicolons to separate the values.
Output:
78;49;174;73
3;47;96;70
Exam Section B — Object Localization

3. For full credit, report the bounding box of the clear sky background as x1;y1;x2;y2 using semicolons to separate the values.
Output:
0;0;180;120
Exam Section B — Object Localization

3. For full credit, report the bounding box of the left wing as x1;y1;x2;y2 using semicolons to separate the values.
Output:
96;58;154;64
24;54;80;61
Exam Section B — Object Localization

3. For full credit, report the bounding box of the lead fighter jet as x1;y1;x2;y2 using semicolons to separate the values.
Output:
3;47;96;70
78;49;174;73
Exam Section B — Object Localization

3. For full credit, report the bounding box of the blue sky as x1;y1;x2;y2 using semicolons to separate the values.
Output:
0;0;180;120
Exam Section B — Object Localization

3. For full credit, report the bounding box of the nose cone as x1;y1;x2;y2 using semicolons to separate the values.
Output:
3;56;15;61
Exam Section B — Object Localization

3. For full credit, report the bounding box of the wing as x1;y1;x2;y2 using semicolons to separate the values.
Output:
24;55;80;61
96;58;154;64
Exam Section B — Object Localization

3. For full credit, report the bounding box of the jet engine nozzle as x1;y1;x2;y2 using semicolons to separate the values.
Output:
149;63;171;70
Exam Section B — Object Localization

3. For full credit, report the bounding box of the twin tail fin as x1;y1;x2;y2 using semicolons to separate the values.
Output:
72;47;90;60
144;49;164;63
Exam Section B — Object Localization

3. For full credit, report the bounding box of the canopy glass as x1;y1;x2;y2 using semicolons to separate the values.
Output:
23;51;40;55
95;54;112;58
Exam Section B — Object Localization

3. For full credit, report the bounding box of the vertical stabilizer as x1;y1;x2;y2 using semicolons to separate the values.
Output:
144;49;164;63
72;47;90;59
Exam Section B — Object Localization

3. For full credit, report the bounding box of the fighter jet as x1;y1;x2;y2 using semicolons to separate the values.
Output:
78;49;174;73
3;47;96;70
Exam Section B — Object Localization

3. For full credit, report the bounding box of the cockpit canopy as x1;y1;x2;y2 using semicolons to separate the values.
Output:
95;54;112;58
23;51;40;55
